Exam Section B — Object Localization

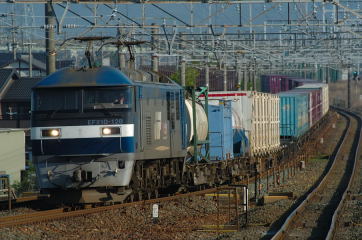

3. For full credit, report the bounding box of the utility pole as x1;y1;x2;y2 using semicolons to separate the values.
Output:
11;6;17;60
117;26;126;70
24;43;35;77
181;57;186;87
205;64;210;89
45;2;56;75
237;65;242;91
151;24;159;79
348;67;351;108
223;64;227;91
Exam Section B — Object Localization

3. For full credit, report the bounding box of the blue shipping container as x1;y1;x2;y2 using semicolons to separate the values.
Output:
202;100;234;161
279;93;309;137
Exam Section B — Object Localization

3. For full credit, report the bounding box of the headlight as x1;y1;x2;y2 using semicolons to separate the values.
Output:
101;127;120;136
42;128;61;137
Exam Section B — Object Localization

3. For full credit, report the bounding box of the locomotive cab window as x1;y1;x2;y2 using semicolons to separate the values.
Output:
33;89;79;112
83;87;134;111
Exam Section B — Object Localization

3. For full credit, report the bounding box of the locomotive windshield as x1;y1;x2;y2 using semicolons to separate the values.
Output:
84;87;132;111
33;89;80;112
33;86;134;117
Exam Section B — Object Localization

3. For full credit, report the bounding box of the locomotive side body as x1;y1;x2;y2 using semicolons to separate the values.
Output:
31;67;187;203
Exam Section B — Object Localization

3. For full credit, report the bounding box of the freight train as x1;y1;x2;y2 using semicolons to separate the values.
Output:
261;75;329;138
31;66;251;204
30;67;329;204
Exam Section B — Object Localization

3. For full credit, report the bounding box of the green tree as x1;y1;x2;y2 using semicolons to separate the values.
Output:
170;67;200;87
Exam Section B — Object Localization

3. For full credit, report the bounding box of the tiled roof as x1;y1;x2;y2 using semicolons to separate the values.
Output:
0;52;73;70
18;55;46;71
2;77;41;102
0;69;18;90
0;53;15;68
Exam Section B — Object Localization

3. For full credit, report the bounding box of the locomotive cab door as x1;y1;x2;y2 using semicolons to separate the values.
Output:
167;92;176;157
167;91;182;157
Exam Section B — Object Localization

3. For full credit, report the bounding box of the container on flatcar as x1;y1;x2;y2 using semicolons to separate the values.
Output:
200;91;280;157
289;88;322;126
292;78;318;86
296;83;329;116
201;100;233;161
281;76;295;91
278;92;309;138
260;75;282;94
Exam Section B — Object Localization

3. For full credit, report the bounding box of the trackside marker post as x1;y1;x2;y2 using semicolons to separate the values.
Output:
152;204;159;223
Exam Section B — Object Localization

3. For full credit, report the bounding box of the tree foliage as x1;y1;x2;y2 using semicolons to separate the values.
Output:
170;67;200;87
12;160;37;195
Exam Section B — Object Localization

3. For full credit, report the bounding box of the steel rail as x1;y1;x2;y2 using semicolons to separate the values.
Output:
271;108;360;240
0;186;231;228
326;109;362;240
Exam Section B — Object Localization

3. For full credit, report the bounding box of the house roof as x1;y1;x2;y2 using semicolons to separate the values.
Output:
18;55;46;71
0;69;18;90
0;53;15;68
2;77;41;102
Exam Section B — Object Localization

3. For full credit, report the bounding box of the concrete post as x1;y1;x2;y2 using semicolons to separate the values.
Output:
223;64;227;91
243;71;248;91
237;67;242;91
28;44;33;77
181;58;186;87
205;64;210;89
151;25;159;75
45;2;56;75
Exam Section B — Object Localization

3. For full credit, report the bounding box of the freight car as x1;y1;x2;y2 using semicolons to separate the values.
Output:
30;66;246;204
279;92;309;138
200;91;280;157
277;81;328;138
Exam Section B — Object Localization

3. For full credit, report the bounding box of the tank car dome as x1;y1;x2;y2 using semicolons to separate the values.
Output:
33;66;133;88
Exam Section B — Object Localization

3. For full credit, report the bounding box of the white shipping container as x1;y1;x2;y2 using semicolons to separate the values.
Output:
297;83;329;116
202;91;280;157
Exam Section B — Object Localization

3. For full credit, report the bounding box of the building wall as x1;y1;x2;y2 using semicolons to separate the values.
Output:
0;129;25;184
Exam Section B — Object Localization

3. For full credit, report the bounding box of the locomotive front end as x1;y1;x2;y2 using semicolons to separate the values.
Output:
31;67;137;203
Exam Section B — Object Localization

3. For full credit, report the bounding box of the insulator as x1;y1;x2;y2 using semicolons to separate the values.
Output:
42;24;55;29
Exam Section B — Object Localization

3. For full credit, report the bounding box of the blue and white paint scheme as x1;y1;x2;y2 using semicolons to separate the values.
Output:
31;66;188;203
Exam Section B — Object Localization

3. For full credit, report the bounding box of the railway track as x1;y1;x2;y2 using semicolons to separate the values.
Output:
0;187;232;228
0;111;334;229
327;109;362;240
271;108;362;240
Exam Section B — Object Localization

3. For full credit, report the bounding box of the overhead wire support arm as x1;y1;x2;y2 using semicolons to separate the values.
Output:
104;4;142;27
151;3;191;27
57;3;95;26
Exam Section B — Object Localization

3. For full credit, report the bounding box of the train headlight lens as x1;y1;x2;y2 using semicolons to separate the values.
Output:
102;128;112;135
42;128;61;137
101;127;120;136
50;129;60;137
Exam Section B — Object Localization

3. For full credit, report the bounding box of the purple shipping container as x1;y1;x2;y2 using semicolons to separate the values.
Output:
261;75;282;93
281;76;295;91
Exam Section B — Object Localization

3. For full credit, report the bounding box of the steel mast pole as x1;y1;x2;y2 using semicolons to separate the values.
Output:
45;1;56;75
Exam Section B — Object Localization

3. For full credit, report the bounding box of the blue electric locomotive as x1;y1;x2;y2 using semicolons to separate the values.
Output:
31;67;189;203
